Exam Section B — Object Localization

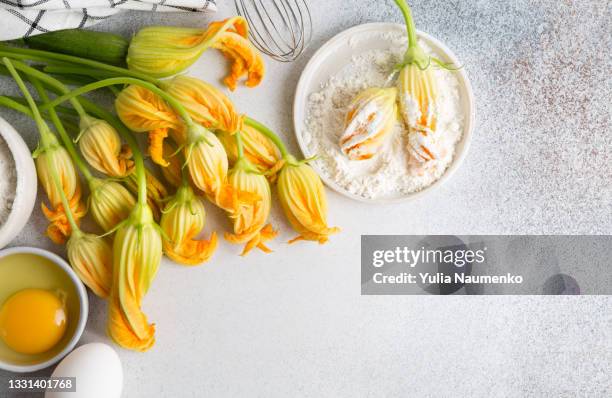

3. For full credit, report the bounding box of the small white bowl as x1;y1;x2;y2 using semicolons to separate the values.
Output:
0;116;37;248
293;23;475;203
0;247;88;373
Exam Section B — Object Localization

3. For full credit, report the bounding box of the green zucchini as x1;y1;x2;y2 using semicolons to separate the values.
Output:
24;29;129;66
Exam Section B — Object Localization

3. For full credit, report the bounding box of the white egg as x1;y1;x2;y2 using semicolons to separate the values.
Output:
45;343;122;398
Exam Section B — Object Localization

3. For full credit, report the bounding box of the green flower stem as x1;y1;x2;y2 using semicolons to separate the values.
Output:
0;97;80;141
2;58;50;146
39;77;196;129
394;0;417;49
0;63;104;94
2;95;78;117
43;66;124;95
0;44;157;84
44;65;123;80
2;58;80;233
29;77;94;182
6;60;88;119
393;0;428;68
0;95;32;116
235;131;245;159
243;116;289;158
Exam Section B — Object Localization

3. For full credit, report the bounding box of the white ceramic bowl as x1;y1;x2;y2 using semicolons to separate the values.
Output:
0;116;37;248
293;23;475;203
0;247;88;373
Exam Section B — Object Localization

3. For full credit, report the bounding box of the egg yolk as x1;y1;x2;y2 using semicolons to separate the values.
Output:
0;288;67;354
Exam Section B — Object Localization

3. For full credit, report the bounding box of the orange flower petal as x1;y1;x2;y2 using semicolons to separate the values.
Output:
204;17;265;91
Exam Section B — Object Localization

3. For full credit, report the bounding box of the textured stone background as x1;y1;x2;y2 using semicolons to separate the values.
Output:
0;0;610;397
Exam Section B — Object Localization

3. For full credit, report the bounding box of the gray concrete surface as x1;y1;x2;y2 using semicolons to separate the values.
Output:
0;0;610;397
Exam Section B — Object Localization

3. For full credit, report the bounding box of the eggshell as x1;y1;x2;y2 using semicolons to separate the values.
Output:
45;343;122;398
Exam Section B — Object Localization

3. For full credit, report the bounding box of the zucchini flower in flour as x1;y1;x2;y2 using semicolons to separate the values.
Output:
162;75;242;134
339;87;398;160
78;115;134;178
160;184;217;265
127;16;264;91
107;203;161;352
394;0;458;161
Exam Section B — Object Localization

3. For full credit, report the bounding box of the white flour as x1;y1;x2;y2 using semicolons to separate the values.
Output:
0;134;17;225
302;32;465;199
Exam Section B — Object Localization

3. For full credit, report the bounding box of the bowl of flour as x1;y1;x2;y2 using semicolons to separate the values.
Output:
0;116;37;248
294;23;474;203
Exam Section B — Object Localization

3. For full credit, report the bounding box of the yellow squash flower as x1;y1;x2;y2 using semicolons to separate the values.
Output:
218;123;280;174
124;169;168;222
224;159;277;255
160;185;217;265
66;233;113;298
127;17;264;90
107;204;161;352
277;156;339;244
78;115;134;177
127;26;211;78
35;134;86;244
115;84;183;166
340;87;397;160
184;125;231;206
162;75;242;134
35;134;79;208
89;179;136;232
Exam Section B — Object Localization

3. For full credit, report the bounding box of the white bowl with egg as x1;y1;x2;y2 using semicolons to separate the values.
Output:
0;247;88;373
0;116;37;248
294;23;475;203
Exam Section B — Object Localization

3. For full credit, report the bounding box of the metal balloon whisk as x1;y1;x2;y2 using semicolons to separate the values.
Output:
234;0;313;62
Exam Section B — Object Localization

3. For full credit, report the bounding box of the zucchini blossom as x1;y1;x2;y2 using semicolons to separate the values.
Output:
127;17;264;90
78;115;134;178
67;233;113;298
184;124;246;212
160;185;217;265
89;179;136;232
107;204;162;352
35;134;86;244
277;156;339;244
115;84;183;167
224;158;277;256
162;75;242;134
394;0;454;162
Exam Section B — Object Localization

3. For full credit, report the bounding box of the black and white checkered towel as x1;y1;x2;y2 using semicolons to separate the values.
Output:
0;1;217;40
